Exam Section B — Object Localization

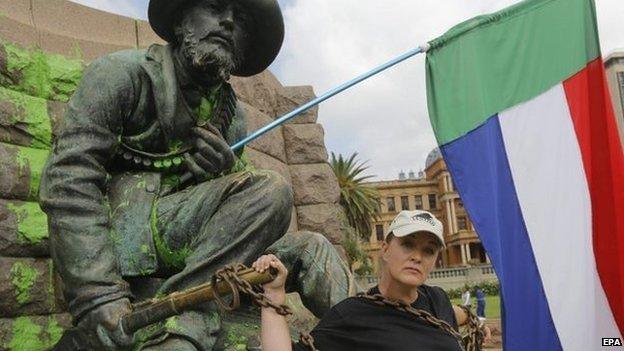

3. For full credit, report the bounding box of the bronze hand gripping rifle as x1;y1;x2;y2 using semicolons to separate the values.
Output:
53;265;276;351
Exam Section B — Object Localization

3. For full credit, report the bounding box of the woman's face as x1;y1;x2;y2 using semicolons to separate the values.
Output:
381;232;441;287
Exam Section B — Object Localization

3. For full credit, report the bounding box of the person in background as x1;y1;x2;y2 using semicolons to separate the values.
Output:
461;289;472;309
475;288;486;318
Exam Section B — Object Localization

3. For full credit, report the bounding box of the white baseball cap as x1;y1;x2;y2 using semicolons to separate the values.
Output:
387;210;445;248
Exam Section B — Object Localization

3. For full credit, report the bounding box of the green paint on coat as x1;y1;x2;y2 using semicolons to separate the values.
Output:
162;174;181;189
15;145;50;199
194;86;221;124
151;202;191;270
10;261;39;305
230;150;253;174
6;201;48;244
3;43;83;102
7;316;60;351
0;87;53;149
164;316;183;332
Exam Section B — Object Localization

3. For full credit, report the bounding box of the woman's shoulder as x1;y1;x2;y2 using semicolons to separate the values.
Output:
422;284;451;300
421;284;458;329
321;294;384;321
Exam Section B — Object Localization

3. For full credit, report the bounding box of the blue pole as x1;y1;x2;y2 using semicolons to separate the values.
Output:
231;44;430;152
170;44;430;191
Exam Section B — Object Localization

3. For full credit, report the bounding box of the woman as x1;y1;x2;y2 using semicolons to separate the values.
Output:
253;210;489;351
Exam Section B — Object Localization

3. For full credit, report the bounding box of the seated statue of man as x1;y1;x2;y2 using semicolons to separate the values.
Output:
39;0;355;349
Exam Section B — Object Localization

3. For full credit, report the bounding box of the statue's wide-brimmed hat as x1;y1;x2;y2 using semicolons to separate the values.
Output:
148;0;284;77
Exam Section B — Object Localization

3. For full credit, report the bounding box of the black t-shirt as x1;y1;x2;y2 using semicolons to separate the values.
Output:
293;285;462;351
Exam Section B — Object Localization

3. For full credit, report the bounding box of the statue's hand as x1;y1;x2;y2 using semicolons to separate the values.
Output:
184;125;236;182
253;254;288;305
77;298;134;350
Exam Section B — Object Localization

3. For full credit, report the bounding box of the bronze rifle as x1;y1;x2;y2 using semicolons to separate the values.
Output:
53;267;275;351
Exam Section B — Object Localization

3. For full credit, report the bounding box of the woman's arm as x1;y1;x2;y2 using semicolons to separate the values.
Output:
253;254;293;351
453;305;469;326
452;306;492;342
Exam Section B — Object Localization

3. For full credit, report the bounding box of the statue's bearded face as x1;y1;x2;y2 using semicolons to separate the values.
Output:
175;0;248;81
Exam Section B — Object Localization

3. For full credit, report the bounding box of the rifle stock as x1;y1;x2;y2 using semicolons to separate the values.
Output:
53;267;275;351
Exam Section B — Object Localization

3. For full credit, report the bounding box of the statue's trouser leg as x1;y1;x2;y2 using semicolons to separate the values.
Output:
142;170;293;350
265;231;361;318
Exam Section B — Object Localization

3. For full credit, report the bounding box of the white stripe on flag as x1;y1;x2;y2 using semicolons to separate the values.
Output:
498;84;621;350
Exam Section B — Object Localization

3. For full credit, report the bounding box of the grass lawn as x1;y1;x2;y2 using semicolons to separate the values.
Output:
450;295;501;319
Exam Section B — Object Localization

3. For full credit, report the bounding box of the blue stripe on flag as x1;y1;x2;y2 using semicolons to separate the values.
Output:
440;116;562;351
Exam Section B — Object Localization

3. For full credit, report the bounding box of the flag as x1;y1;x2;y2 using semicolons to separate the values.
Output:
426;0;624;350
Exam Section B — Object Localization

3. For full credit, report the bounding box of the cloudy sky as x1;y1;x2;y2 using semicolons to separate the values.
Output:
71;0;623;180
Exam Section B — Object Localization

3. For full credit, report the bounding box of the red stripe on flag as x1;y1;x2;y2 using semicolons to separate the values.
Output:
563;59;624;333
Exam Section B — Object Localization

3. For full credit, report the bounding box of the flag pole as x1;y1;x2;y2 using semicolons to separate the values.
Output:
231;43;431;152
170;43;431;192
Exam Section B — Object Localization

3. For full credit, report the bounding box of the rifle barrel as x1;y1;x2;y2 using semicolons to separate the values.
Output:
122;268;274;333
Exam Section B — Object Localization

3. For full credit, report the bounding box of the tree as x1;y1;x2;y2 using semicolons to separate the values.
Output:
330;152;381;241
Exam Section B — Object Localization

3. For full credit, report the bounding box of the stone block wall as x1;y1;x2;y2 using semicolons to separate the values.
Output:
0;0;345;349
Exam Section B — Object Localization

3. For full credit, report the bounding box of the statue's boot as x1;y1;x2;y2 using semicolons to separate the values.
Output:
267;231;361;318
137;310;220;351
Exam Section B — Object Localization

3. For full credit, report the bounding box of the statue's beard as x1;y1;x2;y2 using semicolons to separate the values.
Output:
180;29;239;82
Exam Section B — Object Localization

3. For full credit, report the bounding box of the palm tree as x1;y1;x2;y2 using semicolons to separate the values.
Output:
330;152;381;241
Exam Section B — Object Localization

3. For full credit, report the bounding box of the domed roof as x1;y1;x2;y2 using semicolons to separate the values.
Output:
425;148;442;169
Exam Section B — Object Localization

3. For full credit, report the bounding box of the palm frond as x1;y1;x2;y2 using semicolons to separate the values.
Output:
330;152;381;240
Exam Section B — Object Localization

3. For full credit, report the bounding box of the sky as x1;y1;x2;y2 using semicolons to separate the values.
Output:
70;0;623;180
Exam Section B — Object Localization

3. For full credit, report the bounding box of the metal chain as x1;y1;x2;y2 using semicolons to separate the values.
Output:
357;293;463;340
212;265;484;351
211;264;319;351
456;305;485;351
357;293;484;351
298;332;319;351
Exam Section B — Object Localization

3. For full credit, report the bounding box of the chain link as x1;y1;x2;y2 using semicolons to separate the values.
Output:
456;305;485;351
211;264;319;351
357;293;484;351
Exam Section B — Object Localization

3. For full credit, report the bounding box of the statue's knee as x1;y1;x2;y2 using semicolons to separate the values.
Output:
299;231;332;250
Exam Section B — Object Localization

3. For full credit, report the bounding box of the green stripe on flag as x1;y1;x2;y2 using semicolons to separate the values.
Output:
426;0;600;145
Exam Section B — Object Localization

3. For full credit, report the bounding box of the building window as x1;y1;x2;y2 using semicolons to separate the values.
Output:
457;216;467;230
401;196;409;210
386;197;396;212
428;194;437;209
375;224;384;242
414;195;423;209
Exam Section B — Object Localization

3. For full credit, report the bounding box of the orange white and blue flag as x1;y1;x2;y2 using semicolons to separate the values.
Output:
426;0;624;350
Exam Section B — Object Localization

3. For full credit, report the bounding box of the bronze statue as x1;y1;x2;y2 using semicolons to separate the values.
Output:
40;0;355;349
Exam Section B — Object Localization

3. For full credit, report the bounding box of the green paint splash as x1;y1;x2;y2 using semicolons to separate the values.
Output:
15;145;50;199
229;150;253;174
0;87;53;149
6;201;48;245
3;43;83;102
47;260;57;312
10;261;39;305
150;203;191;270
46;316;64;347
8;316;63;351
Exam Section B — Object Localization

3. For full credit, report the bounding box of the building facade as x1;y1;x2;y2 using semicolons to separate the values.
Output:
364;149;489;270
605;51;624;144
